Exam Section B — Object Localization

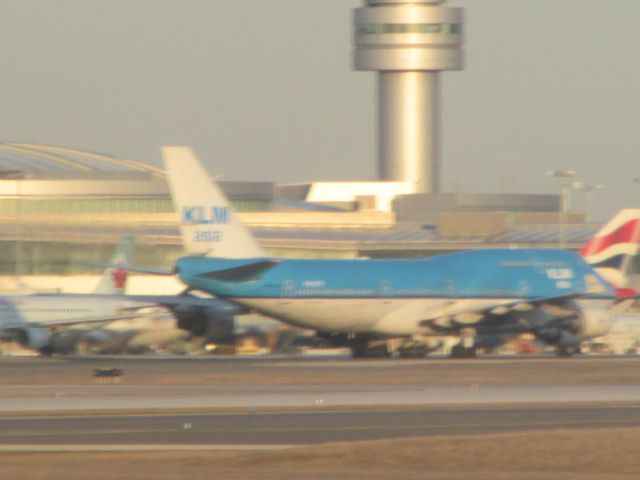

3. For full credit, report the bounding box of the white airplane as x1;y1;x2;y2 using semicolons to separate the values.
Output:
48;237;190;353
0;237;238;354
0;237;157;353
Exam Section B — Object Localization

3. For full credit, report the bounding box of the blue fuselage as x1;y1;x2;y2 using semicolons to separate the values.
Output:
173;249;615;336
178;249;612;301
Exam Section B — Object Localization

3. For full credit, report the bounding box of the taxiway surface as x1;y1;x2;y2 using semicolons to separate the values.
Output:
2;355;640;449
3;404;640;447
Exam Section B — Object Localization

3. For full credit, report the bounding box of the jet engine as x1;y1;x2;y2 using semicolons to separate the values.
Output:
174;305;235;341
533;306;612;350
74;330;120;354
49;329;117;354
563;307;612;338
11;327;51;350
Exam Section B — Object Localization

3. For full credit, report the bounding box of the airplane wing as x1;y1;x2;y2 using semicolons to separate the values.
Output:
76;260;176;276
101;293;245;315
114;293;242;338
413;295;581;334
30;292;239;315
52;292;244;339
33;312;153;329
610;296;640;315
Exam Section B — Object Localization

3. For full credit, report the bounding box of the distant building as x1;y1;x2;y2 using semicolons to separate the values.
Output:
0;143;596;280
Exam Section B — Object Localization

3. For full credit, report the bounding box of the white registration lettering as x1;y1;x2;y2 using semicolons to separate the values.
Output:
546;268;574;280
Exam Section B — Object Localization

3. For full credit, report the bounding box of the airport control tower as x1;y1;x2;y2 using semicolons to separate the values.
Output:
353;0;464;194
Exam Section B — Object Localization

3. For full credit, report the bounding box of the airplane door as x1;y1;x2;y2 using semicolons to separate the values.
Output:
379;280;392;299
445;279;454;297
282;280;295;299
518;280;529;298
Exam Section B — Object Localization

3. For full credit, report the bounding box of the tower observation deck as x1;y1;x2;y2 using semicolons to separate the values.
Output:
353;0;464;194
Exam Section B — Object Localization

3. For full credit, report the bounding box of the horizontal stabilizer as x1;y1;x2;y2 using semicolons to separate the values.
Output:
198;260;278;283
78;261;176;276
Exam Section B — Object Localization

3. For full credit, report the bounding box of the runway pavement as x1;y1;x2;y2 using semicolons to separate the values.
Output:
3;383;640;412
3;404;640;447
4;353;640;387
2;355;640;449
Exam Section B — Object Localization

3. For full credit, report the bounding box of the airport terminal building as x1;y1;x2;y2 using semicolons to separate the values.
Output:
0;143;602;285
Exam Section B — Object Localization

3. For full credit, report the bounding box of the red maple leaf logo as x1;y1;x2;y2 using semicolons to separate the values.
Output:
111;267;128;290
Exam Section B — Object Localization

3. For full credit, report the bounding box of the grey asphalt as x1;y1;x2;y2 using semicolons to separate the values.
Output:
2;352;640;385
4;384;640;413
4;355;640;413
3;355;640;448
3;405;640;446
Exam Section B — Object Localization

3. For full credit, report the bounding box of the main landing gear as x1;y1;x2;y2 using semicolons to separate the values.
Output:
317;332;391;358
350;335;390;358
321;331;479;359
450;344;477;358
450;329;477;359
556;343;581;357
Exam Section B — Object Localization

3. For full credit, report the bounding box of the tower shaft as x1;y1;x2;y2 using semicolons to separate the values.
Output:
379;71;439;192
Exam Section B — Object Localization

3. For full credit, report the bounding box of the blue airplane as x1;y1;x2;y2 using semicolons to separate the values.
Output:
163;147;621;358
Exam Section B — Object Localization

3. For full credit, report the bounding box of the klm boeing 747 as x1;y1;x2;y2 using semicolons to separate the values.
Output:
163;147;622;358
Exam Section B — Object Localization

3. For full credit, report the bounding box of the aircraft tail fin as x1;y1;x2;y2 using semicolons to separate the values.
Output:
580;209;640;295
162;146;265;259
93;236;134;295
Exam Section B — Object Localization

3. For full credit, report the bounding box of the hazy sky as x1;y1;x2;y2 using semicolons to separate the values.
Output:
1;0;639;220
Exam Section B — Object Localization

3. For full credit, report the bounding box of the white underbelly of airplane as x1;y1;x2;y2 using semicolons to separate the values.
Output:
232;297;509;336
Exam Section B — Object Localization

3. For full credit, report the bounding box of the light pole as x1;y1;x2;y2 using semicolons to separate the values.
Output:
547;170;576;248
573;182;605;222
547;170;576;213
